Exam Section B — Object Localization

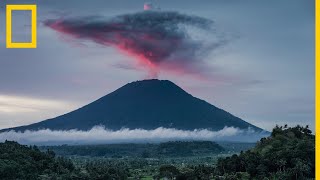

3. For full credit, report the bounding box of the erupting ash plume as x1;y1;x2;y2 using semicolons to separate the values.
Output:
45;11;227;77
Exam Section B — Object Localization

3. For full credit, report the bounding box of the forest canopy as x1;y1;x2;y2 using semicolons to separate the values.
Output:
215;125;315;179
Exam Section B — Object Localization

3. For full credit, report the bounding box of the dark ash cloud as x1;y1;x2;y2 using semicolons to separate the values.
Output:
44;11;228;77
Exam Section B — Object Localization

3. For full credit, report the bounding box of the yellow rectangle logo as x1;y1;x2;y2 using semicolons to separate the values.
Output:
6;5;37;48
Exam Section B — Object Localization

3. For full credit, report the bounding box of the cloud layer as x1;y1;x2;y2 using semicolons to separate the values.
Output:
0;126;268;145
45;11;227;78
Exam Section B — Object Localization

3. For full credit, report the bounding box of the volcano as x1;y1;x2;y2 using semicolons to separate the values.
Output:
1;79;263;132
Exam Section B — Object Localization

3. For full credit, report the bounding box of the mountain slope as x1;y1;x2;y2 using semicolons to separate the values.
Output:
1;79;263;132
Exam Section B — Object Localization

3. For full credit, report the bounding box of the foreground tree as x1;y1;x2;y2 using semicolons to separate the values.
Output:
216;125;315;179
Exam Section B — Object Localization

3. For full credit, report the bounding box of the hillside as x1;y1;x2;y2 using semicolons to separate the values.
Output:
39;141;225;158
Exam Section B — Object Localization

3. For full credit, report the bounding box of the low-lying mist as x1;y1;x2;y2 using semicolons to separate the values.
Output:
0;126;269;145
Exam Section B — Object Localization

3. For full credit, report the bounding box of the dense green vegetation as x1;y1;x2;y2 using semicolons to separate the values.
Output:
157;141;224;157
39;141;225;158
0;141;227;179
0;141;133;179
215;125;315;179
0;125;315;179
0;140;77;179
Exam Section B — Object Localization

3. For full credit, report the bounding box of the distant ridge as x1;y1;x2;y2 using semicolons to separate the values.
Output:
1;79;263;132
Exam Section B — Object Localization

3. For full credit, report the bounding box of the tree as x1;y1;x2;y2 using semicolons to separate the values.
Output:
159;165;180;179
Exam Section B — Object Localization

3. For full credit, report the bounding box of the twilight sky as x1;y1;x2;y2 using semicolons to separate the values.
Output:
0;0;314;131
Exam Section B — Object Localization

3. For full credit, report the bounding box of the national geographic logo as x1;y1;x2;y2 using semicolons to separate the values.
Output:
5;4;37;48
